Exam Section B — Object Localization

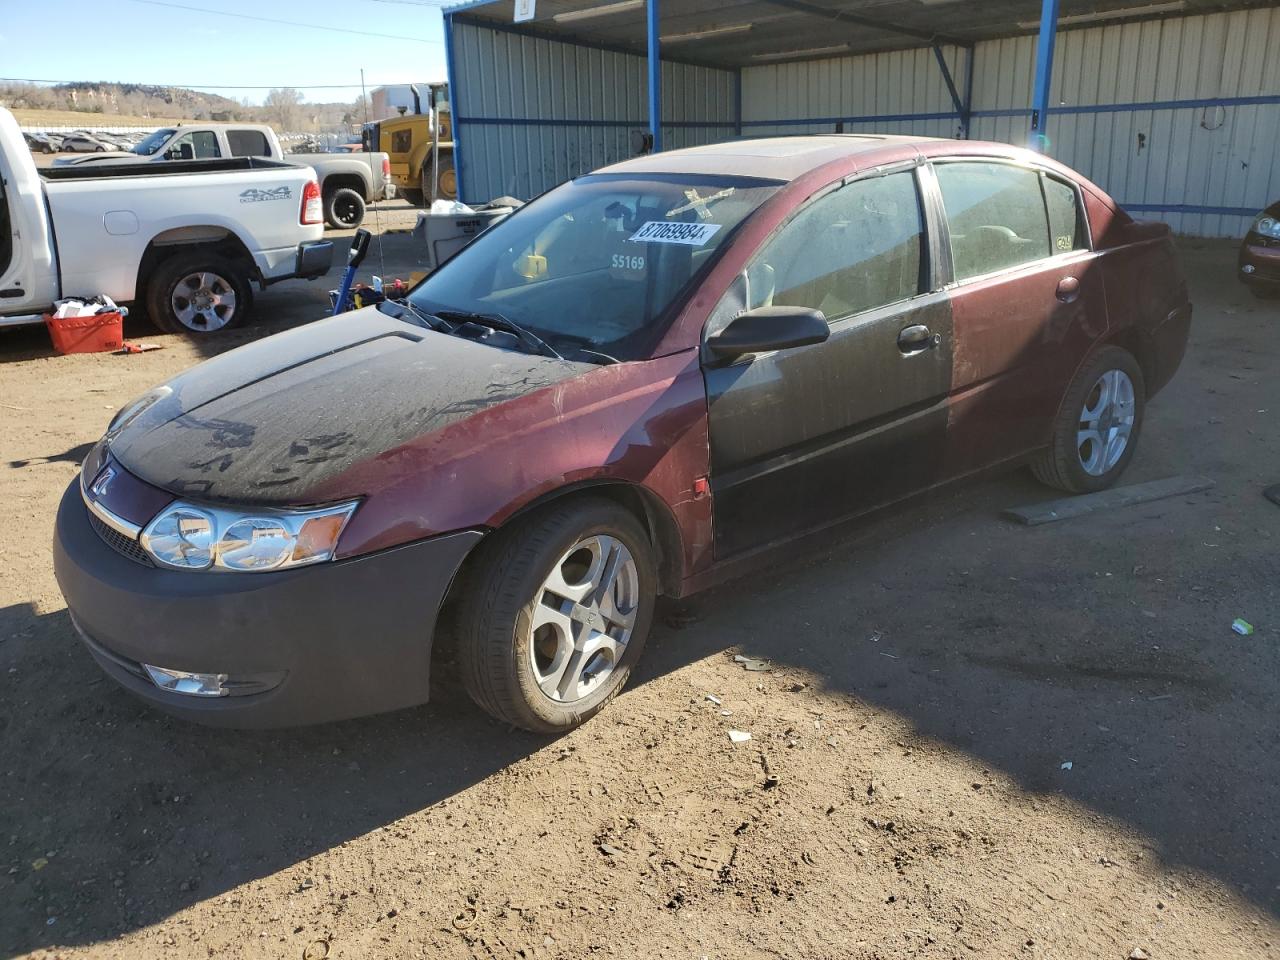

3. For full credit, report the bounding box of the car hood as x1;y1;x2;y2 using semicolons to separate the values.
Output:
106;308;592;505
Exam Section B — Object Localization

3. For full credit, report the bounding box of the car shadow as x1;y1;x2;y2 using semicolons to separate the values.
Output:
2;459;1274;955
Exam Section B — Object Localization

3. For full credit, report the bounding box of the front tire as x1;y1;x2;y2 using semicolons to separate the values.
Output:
146;252;253;336
456;497;657;733
324;186;366;229
1032;345;1145;493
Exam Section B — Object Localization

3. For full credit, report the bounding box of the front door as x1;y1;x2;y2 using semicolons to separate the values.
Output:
703;167;956;558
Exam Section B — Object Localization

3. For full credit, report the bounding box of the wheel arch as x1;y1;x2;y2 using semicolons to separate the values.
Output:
135;227;258;301
322;172;367;198
1098;328;1154;398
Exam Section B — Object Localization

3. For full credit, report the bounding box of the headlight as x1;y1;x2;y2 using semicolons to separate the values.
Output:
1253;215;1280;239
140;500;358;573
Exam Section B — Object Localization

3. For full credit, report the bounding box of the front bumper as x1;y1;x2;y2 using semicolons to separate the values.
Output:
1239;238;1280;286
52;481;482;728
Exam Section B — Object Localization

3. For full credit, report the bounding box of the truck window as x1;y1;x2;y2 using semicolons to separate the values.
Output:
227;130;270;157
169;131;221;161
391;129;413;154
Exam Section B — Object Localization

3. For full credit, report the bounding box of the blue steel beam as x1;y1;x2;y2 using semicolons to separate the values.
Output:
443;11;466;203
931;44;967;134
961;44;976;139
647;0;662;152
1029;0;1061;151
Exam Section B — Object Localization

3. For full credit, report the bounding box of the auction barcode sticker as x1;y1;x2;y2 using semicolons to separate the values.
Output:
627;221;723;246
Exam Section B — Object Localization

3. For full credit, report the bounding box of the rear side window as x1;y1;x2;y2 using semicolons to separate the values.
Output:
748;170;926;321
935;162;1051;280
227;130;270;157
1043;176;1087;254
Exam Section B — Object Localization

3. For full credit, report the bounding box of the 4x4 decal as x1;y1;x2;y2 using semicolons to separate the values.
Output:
240;186;292;203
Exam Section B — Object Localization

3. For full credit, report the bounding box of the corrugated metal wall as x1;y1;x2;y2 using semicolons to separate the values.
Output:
736;7;1280;238
449;19;734;201
968;7;1280;237
741;44;970;140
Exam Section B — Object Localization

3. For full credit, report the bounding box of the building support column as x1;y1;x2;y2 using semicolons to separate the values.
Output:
1029;0;1060;151
647;0;663;152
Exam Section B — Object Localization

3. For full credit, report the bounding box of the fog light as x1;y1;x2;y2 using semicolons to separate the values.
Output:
143;664;230;698
1242;264;1256;274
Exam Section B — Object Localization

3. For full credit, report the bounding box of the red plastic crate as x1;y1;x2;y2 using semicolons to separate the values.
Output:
44;311;124;355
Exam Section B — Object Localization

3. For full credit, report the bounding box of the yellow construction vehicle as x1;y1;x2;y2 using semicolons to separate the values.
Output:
363;83;455;204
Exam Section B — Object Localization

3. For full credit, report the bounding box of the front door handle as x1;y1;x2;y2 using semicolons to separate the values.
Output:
1056;276;1081;303
897;323;939;354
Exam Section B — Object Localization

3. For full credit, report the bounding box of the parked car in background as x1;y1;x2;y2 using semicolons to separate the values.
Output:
53;134;1191;734
23;132;56;153
1239;201;1280;299
57;122;393;228
0;107;332;337
59;133;111;152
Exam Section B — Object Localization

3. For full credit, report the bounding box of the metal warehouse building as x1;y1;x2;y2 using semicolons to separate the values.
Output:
439;0;1280;238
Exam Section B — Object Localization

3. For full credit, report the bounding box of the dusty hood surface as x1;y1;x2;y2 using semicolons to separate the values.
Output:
107;308;590;505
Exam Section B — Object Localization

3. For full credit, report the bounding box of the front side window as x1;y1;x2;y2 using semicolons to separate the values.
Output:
408;174;780;361
227;130;270;157
132;128;177;156
169;131;221;160
936;162;1051;280
745;170;926;321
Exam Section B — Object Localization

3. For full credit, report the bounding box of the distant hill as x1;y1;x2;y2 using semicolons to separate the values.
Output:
0;81;364;134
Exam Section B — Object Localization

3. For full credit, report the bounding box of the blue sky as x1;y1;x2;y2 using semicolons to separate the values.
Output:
0;0;451;103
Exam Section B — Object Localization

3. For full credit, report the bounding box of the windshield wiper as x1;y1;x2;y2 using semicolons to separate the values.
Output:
378;299;452;333
436;309;563;361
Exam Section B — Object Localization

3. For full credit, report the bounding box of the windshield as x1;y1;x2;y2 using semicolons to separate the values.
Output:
132;129;177;156
408;173;781;361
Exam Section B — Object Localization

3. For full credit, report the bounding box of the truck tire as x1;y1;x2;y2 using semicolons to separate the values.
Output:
146;251;253;336
324;187;366;229
421;156;457;202
400;188;425;207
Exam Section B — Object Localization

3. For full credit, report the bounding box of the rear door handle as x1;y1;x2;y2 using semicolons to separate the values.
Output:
1056;276;1081;303
897;324;939;354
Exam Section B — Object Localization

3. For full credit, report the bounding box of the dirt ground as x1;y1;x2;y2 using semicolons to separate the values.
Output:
1;231;1277;960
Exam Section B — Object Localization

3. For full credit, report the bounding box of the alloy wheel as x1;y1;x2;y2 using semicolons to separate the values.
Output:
1077;369;1136;476
171;271;237;332
526;535;639;703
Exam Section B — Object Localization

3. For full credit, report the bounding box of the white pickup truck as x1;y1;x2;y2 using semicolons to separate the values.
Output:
0;108;333;336
55;122;394;229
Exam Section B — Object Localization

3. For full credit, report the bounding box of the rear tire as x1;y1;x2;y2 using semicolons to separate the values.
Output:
1032;345;1145;493
456;497;657;734
146;251;253;336
324;187;366;229
400;187;425;207
421;156;457;203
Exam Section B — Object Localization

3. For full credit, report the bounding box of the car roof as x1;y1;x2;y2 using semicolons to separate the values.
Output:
595;135;945;181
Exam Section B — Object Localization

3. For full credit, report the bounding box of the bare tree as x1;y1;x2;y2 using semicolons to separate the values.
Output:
263;87;304;132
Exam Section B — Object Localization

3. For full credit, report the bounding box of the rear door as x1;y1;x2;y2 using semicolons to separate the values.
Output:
703;165;955;558
931;159;1106;473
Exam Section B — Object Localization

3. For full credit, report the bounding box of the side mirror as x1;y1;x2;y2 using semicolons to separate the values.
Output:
706;306;829;360
347;228;373;268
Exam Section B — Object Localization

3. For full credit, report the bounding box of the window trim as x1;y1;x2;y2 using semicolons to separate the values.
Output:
707;159;936;343
926;155;1094;289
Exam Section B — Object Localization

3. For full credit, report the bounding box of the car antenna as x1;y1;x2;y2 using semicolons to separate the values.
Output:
361;68;387;280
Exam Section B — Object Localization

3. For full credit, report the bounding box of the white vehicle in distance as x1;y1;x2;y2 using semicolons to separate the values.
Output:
0;107;333;337
57;122;394;229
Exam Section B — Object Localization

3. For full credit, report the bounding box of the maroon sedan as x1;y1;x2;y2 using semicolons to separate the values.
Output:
54;135;1191;733
1238;200;1280;299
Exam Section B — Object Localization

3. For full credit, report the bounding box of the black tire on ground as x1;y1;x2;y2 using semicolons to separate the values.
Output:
456;496;658;734
1031;345;1146;494
421;156;457;203
145;251;254;336
400;187;425;207
324;186;366;229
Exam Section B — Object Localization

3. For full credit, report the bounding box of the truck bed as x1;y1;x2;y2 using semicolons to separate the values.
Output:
40;157;302;182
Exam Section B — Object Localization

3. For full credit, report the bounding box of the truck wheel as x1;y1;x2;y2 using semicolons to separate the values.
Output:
456;496;657;734
146;252;253;336
1031;345;1145;494
421;157;457;202
324;187;366;229
400;188;425;207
